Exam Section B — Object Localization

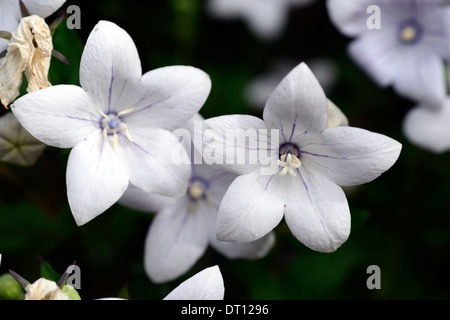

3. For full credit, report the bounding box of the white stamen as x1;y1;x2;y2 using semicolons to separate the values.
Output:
117;106;136;116
278;152;301;177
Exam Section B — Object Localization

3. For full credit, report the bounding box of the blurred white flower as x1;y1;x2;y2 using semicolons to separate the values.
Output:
119;115;275;284
327;0;450;108
208;0;316;40
403;98;450;153
12;21;211;226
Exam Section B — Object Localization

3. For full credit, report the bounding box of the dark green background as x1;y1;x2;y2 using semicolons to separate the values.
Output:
0;0;448;300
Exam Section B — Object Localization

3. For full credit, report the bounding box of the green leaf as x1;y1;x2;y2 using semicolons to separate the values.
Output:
0;273;25;300
40;260;61;283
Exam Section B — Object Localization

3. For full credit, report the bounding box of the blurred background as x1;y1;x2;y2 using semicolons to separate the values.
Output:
0;0;449;300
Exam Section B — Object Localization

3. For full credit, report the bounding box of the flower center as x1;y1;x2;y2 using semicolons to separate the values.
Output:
278;143;301;177
187;177;213;213
398;20;423;44
98;107;135;152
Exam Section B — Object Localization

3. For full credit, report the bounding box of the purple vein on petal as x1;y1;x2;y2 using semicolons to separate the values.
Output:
117;78;128;107
298;169;313;206
167;206;191;256
132;91;156;106
59;115;100;123
288;113;298;143
279;118;287;142
128;139;155;157
107;66;114;113
300;150;348;160
124;95;173;118
263;173;275;191
96;136;105;171
297;168;329;234
302;155;336;173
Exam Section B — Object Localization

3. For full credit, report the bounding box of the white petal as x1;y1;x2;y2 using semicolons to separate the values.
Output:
284;169;350;252
348;33;402;88
244;0;288;40
300;126;402;186
80;20;142;114
163;265;224;300
201;114;276;175
425;7;450;61
22;0;66;18
204;168;238;202
403;100;450;153
122;66;211;131
12;85;99;148
118;184;171;213
195;164;276;259
66;134;129;226
207;0;243;18
263;62;328;141
210;227;275;259
216;168;285;242
392;50;446;108
144;198;210;283
326;99;348;128
124;128;190;197
326;0;377;37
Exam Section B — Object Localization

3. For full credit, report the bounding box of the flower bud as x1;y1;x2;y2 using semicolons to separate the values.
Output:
0;273;25;300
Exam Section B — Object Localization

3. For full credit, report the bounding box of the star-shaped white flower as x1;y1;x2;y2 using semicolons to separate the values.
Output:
403;97;450;153
0;0;66;55
11;21;212;226
207;0;316;40
202;62;402;252
119;115;275;283
327;0;450;108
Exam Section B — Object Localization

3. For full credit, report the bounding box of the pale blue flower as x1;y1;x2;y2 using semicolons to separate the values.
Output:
327;0;450;107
